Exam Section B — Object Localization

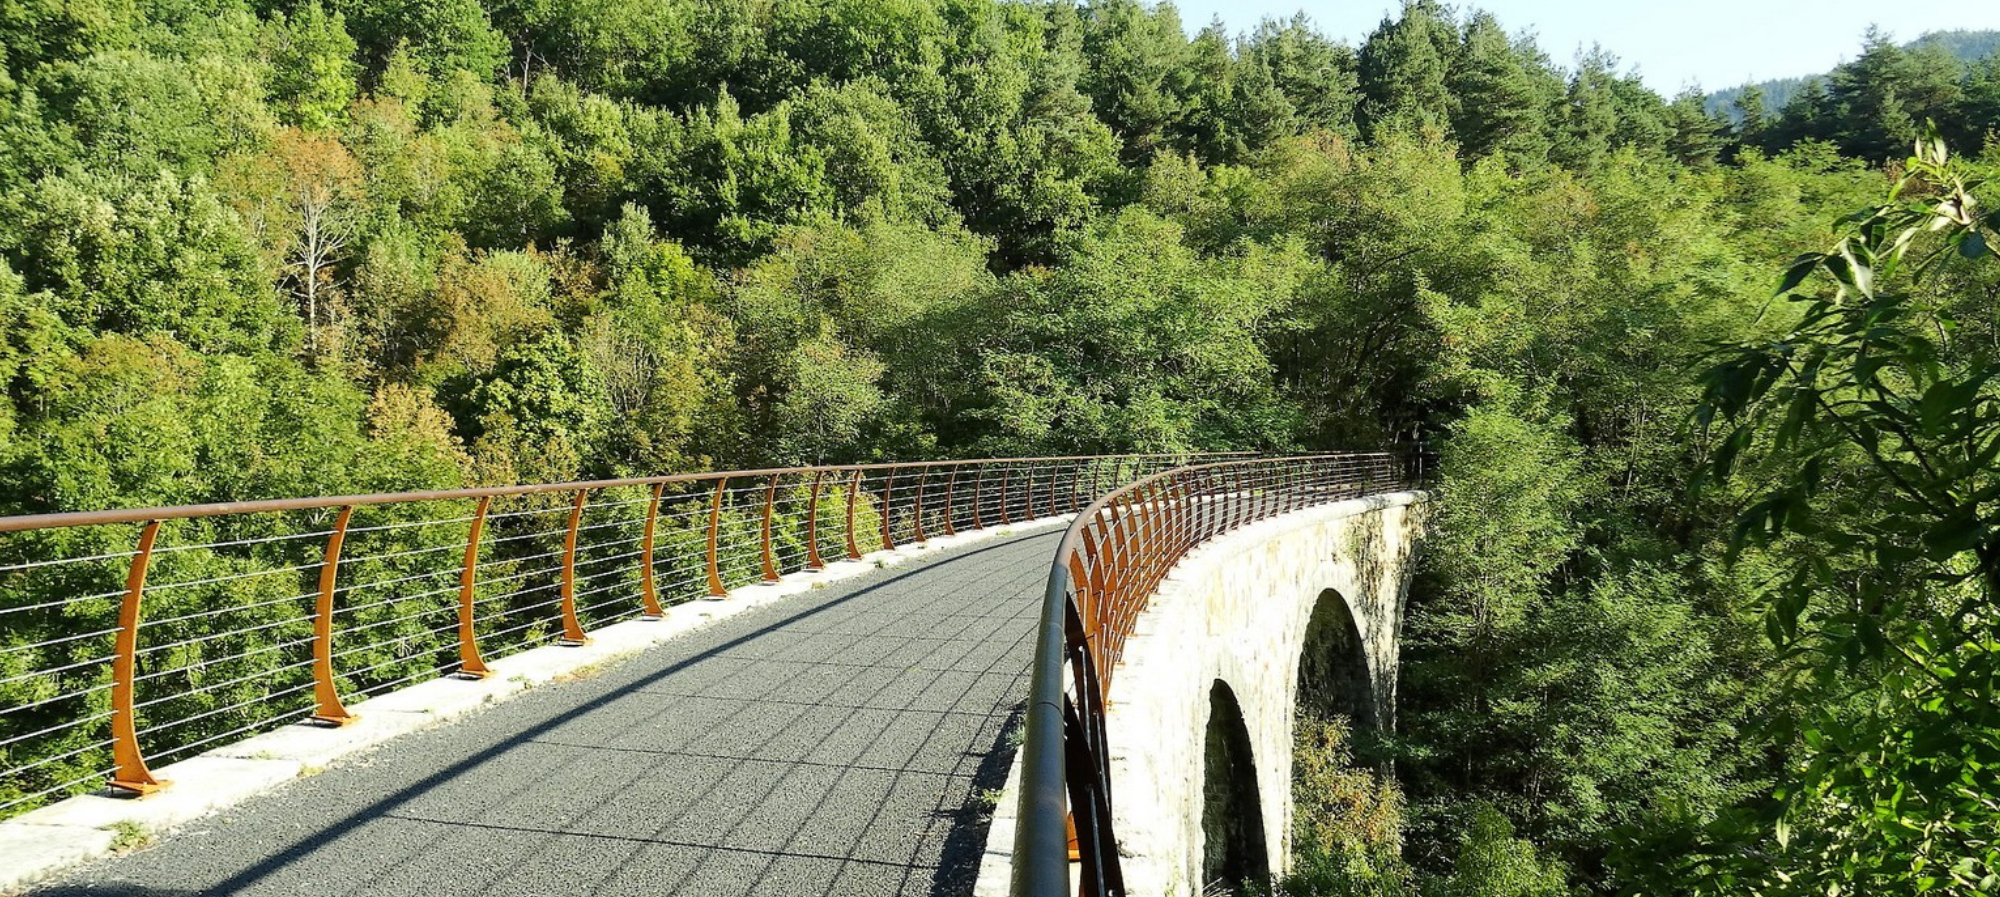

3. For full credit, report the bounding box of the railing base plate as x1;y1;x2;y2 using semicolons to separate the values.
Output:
108;778;171;799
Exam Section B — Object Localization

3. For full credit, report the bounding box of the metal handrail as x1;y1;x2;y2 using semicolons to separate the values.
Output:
0;453;1251;534
0;452;1248;817
1012;453;1412;897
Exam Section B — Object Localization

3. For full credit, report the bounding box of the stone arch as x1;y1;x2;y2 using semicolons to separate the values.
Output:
1295;588;1377;733
1201;680;1270;894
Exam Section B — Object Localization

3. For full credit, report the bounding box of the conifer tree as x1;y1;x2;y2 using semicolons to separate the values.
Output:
1356;0;1457;140
1077;0;1189;162
1447;12;1552;165
1226;52;1299;159
1552;48;1620;169
1247;14;1359;139
1954;53;2000;148
1731;83;1769;151
1768;77;1836;147
1662;89;1724;165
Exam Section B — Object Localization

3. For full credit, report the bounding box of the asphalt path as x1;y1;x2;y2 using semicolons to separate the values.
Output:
37;529;1060;897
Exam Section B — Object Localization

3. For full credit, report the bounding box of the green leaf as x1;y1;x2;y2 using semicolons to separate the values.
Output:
1921;515;1983;559
1856;615;1885;659
1777;254;1822;295
1839;241;1875;296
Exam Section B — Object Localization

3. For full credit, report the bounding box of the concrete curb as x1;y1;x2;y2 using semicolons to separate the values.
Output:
0;515;1074;895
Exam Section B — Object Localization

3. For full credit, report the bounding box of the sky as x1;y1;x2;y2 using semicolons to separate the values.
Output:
1166;0;2000;94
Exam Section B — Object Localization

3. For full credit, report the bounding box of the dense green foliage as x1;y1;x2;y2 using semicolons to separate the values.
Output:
1;0;1997;891
1671;136;2000;895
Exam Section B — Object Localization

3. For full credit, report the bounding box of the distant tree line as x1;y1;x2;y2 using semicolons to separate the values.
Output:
1707;28;1999;122
1729;27;2000;163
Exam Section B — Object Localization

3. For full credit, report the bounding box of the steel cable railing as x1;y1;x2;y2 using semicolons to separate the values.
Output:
1012;453;1415;897
0;452;1241;817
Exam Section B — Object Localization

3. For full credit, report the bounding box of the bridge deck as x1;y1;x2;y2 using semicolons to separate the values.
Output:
36;530;1059;897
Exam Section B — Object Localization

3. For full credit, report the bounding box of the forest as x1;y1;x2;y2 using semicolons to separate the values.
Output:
1705;28;1999;121
0;0;1998;892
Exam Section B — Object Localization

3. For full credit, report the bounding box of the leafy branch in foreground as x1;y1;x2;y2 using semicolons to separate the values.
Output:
1681;127;2000;895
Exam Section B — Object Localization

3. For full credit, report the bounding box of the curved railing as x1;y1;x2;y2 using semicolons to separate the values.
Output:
0;452;1248;817
1012;454;1411;897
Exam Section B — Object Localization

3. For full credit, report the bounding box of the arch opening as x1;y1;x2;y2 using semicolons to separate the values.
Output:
1297;588;1376;733
1202;680;1270;894
1289;586;1402;885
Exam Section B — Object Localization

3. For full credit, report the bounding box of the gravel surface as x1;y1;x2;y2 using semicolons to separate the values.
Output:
36;530;1058;897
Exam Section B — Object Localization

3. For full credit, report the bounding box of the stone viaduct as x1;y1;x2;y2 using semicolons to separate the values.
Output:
980;491;1426;897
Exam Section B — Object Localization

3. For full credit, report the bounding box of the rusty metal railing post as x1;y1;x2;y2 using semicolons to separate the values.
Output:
845;470;863;561
759;474;780;583
912;468;928;543
805;471;826;570
109;520;166;796
1223;467;1243;531
706;478;728;596
1203;468;1221;540
1178;477;1200;551
941;465;959;537
641;484;665;616
1183;470;1203;547
1241;466;1257;527
879;470;897;552
1241;467;1258;525
1184;472;1200;548
457;497;493;677
311;506;360;725
971;465;985;530
999;464;1012;526
559;490;592;644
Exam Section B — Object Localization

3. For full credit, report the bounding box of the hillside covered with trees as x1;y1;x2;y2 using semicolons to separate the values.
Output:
1;0;1998;894
1725;27;2000;162
1707;28;2000;120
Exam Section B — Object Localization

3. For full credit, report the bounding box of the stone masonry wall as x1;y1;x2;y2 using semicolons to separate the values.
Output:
1103;492;1425;896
